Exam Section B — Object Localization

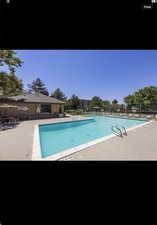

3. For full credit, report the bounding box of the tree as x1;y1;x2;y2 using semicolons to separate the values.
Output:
111;99;120;112
124;94;136;105
134;86;157;105
64;99;73;110
102;100;111;111
103;100;110;105
0;71;23;96
112;99;118;104
51;88;67;101
90;96;103;107
28;78;47;94
0;50;23;73
124;86;157;111
119;104;126;112
70;95;80;109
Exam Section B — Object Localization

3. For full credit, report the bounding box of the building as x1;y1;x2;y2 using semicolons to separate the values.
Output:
79;99;91;111
0;93;65;120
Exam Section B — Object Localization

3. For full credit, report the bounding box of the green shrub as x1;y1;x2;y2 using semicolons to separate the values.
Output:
65;109;82;115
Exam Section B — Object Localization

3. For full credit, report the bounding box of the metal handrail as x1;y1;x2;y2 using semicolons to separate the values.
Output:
111;126;123;137
121;126;127;136
116;125;127;136
111;125;127;137
115;125;123;137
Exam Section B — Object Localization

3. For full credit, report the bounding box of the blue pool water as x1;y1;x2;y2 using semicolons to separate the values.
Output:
39;115;149;158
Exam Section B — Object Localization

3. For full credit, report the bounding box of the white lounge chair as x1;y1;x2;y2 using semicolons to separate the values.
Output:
146;115;153;119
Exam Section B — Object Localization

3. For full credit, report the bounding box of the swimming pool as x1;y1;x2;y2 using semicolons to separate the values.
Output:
37;115;150;159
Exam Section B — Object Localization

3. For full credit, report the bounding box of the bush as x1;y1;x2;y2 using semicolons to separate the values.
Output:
65;109;83;115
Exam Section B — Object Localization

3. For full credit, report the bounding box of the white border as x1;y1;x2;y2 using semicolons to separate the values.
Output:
32;118;154;161
32;124;42;159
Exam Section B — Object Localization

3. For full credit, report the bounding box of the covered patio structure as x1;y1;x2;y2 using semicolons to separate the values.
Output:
0;93;65;120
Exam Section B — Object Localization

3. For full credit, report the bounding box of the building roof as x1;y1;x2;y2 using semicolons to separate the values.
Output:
0;93;65;104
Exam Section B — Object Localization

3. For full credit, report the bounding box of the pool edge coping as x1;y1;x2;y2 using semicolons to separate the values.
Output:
32;117;93;160
32;118;154;161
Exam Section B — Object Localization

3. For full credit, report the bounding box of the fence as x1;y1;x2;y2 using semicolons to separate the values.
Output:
67;105;157;119
65;104;157;119
87;111;156;119
90;104;157;114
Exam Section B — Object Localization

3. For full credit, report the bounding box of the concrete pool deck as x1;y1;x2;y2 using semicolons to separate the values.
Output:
0;115;157;160
60;120;157;160
0;116;91;160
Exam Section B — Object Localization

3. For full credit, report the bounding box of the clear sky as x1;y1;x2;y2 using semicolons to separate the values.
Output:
11;50;157;103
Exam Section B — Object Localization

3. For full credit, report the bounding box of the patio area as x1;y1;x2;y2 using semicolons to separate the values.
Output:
0;115;157;160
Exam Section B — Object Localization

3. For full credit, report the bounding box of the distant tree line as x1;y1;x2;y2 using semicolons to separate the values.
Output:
1;50;157;113
26;79;157;112
64;95;123;112
124;86;157;112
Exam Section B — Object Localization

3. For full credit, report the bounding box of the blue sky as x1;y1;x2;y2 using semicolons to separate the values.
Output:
7;50;157;103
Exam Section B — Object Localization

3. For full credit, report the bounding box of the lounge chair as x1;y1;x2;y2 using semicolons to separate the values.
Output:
8;117;18;127
120;113;126;117
145;115;153;120
134;114;140;118
0;116;18;130
0;123;4;131
0;122;9;130
140;114;145;119
59;114;64;118
124;114;129;118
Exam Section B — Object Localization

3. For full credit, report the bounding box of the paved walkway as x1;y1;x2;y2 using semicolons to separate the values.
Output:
61;121;157;160
0;116;157;160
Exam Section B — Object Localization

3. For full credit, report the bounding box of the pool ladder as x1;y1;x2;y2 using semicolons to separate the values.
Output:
111;125;127;137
